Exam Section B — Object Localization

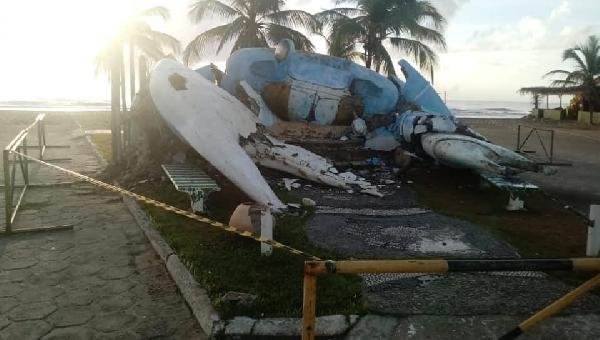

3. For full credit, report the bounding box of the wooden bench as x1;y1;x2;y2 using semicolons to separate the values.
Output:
161;164;220;213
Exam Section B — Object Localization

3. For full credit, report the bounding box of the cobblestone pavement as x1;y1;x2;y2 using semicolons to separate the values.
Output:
0;113;204;339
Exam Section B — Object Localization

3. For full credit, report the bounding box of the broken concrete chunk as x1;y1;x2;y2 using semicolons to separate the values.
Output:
283;178;300;191
302;198;316;207
361;188;385;197
219;291;258;307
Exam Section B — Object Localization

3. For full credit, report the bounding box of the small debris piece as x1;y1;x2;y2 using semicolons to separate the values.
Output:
361;188;385;197
366;157;381;166
302;198;316;207
283;178;300;191
338;172;357;182
384;179;395;184
291;182;301;189
351;118;367;136
506;195;525;211
219;291;258;307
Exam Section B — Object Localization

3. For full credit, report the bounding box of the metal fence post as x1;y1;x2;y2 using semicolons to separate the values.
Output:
22;136;29;185
3;149;12;233
302;269;317;340
588;205;600;256
517;125;521;151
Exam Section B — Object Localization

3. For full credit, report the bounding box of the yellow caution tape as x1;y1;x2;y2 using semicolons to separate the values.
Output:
12;151;321;261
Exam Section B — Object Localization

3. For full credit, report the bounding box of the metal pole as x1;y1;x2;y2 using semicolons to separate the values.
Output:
22;136;29;185
302;272;317;340
37;120;43;159
500;272;600;340
3;149;12;233
550;130;554;163
516;125;522;151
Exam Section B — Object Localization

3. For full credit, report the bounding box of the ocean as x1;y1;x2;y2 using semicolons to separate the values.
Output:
0;99;554;119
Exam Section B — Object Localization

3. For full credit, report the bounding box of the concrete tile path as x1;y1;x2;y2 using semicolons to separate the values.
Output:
0;113;204;339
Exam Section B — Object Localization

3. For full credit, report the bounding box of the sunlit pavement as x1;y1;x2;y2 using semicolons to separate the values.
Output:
0;113;204;339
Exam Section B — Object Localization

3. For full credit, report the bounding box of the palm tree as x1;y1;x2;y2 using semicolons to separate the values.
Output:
545;35;600;121
183;0;318;66
316;0;446;76
95;6;180;163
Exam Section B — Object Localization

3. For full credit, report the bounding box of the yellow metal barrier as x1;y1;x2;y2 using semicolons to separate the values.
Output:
302;259;600;340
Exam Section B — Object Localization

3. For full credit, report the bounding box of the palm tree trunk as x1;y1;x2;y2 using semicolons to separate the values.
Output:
120;54;127;112
365;46;372;69
126;42;135;149
139;55;148;91
110;48;122;164
120;51;127;149
129;42;136;103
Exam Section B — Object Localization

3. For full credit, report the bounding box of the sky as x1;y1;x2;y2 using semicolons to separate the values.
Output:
0;0;599;103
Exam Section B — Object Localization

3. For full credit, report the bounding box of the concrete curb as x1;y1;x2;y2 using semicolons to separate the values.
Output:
123;197;222;337
123;197;361;338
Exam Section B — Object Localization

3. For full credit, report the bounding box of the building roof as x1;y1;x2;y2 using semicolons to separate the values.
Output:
518;85;585;96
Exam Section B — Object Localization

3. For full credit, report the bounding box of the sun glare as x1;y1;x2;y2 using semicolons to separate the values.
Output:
0;0;146;101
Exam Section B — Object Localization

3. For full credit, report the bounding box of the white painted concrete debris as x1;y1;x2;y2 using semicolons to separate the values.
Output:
506;195;525;211
150;59;383;210
351;117;367;136
238;80;280;127
302;198;316;207
283;178;299;191
587;205;600;256
150;59;285;211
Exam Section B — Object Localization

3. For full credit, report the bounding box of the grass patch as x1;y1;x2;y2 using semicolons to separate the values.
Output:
20;201;51;210
136;181;364;319
90;134;112;162
72;111;111;130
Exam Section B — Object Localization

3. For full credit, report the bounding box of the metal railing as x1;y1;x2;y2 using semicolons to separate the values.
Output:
2;113;73;234
302;258;600;340
515;125;571;166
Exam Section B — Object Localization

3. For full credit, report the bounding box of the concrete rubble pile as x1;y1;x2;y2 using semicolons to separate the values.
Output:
133;39;554;212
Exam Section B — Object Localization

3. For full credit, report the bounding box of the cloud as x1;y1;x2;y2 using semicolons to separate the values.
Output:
459;13;600;53
550;0;570;20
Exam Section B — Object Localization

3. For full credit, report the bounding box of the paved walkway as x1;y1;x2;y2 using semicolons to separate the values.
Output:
0;113;204;339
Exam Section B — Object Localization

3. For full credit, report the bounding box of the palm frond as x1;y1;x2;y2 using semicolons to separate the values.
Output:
182;24;235;65
372;42;396;75
415;1;446;30
400;23;446;51
140;6;170;20
131;35;166;61
266;10;319;33
389;36;437;70
544;69;572;78
216;17;248;51
265;23;315;52
254;0;284;16
233;27;270;50
550;79;578;87
189;0;240;23
563;48;587;72
144;30;181;55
